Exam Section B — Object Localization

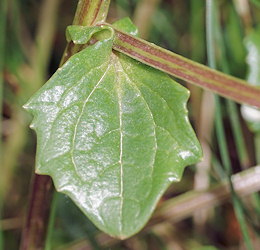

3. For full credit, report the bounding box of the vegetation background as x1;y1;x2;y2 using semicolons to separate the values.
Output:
1;0;260;249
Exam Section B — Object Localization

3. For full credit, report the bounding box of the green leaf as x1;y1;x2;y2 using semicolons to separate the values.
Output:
24;24;202;238
112;17;139;37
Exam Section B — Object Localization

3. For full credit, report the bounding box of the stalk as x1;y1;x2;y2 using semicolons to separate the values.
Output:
20;175;54;250
62;0;111;63
111;27;260;108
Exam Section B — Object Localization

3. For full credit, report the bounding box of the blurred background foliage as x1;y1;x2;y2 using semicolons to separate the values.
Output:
1;0;260;249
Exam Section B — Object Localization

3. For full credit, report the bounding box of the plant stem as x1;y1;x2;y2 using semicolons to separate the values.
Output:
73;0;110;26
20;175;54;250
62;0;111;63
110;26;260;108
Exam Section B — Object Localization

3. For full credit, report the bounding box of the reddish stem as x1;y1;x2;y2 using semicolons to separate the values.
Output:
20;175;54;250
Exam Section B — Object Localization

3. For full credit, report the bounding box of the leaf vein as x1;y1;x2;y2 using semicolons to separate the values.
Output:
118;60;158;172
115;61;124;234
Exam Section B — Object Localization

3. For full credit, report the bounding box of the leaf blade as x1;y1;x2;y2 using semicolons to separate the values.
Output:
25;26;202;238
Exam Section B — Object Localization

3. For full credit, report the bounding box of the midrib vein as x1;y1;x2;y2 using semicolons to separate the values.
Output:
117;59;157;178
114;56;124;233
118;86;124;233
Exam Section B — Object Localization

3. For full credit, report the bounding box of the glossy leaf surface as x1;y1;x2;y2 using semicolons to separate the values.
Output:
24;24;202;238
